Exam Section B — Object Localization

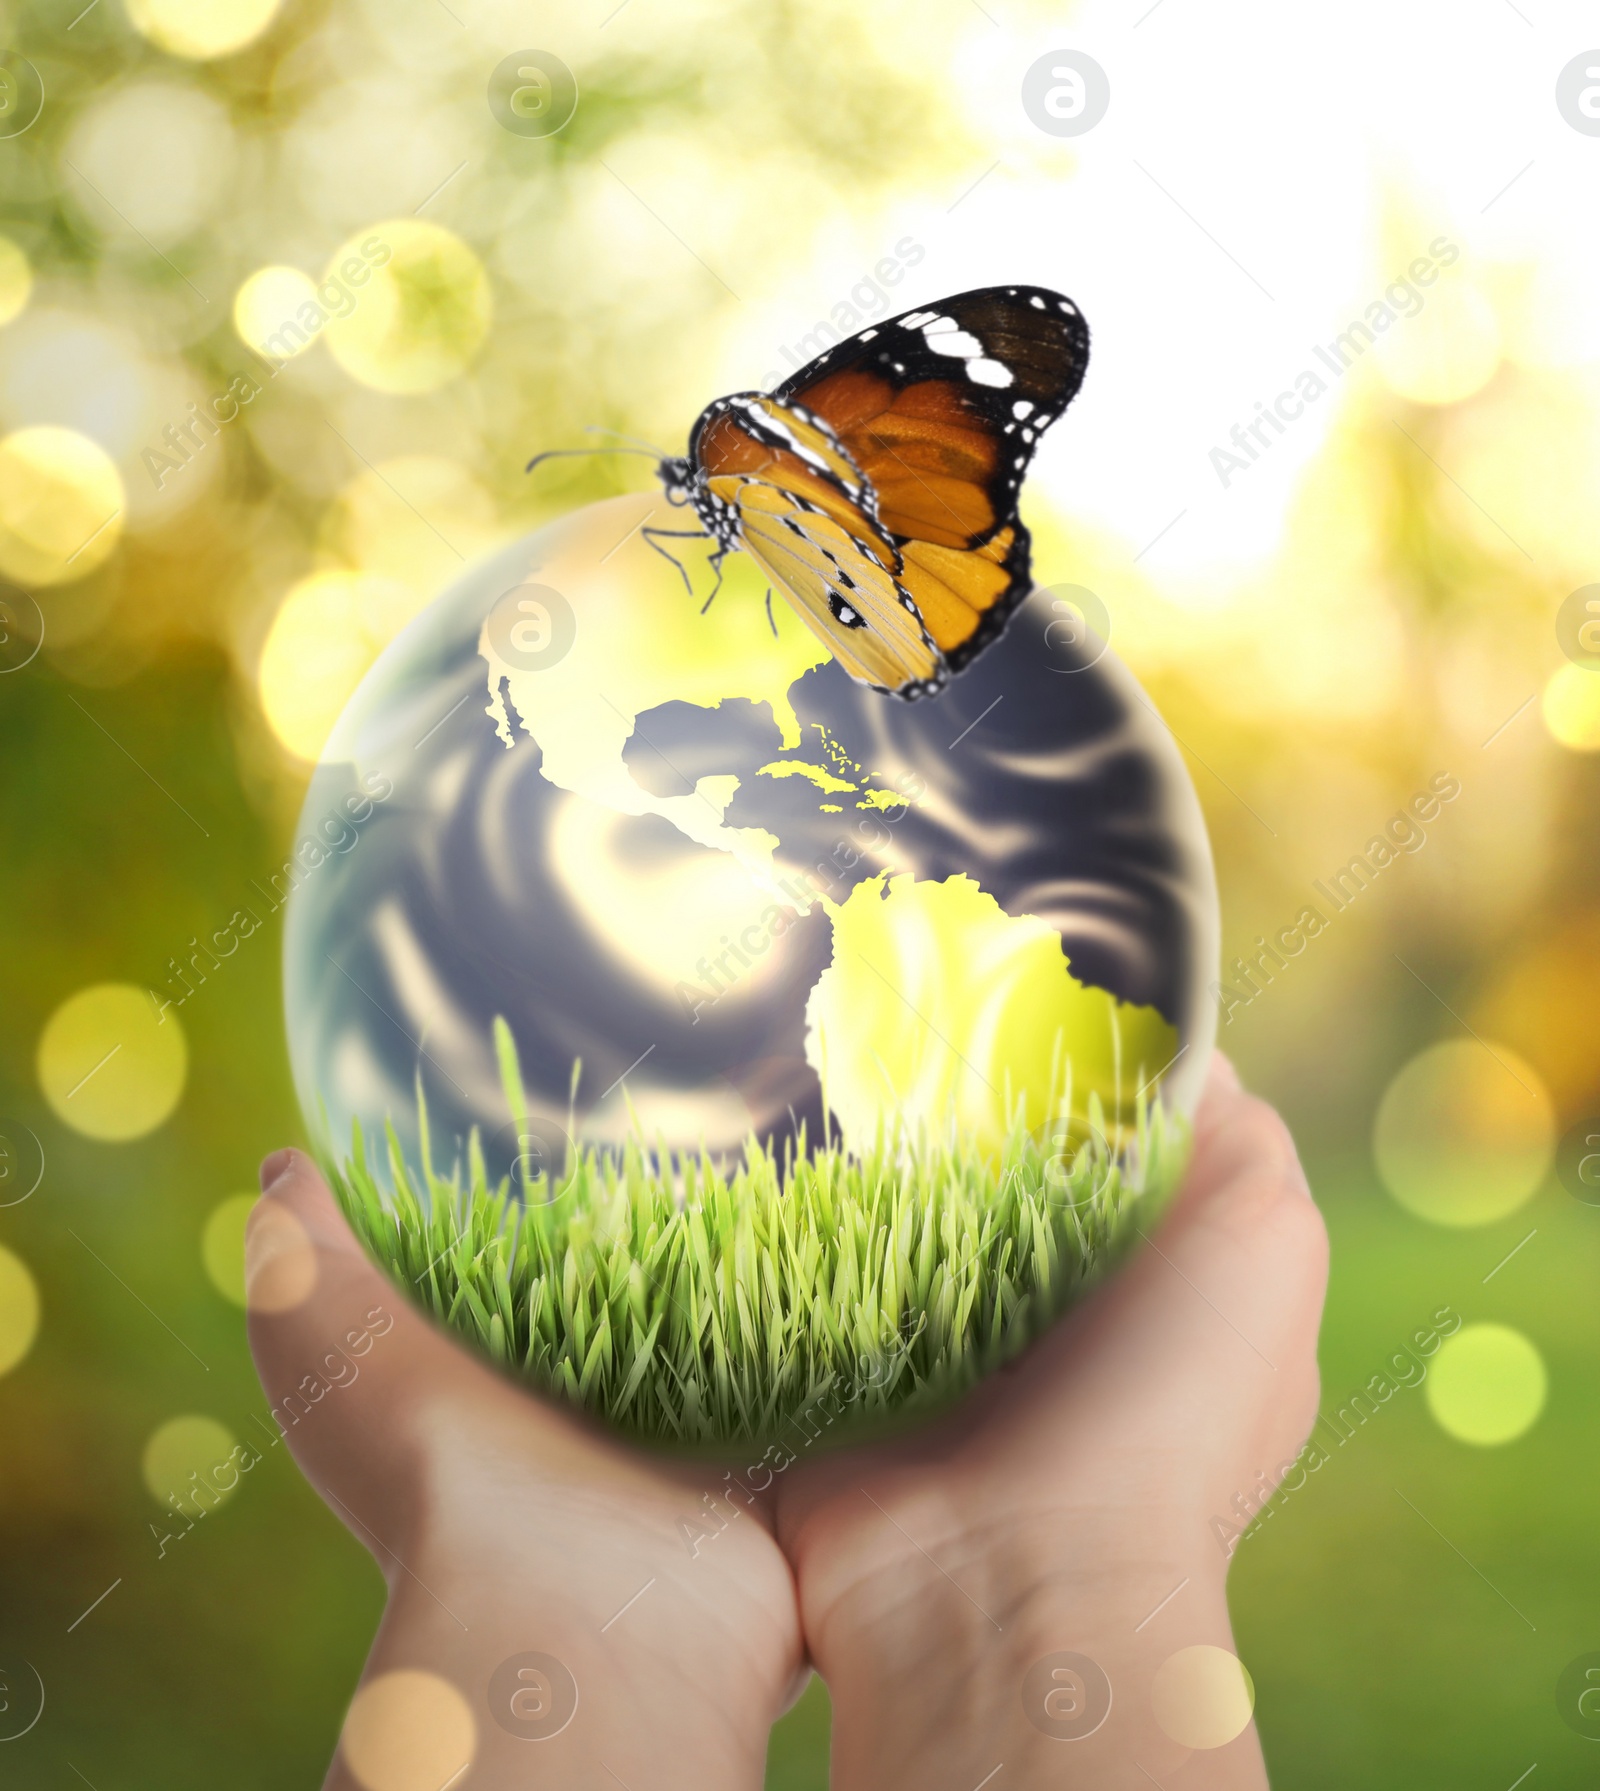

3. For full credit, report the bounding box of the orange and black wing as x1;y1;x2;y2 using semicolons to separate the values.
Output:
775;286;1089;672
691;394;945;697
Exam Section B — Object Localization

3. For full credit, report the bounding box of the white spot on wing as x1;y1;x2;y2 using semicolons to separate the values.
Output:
1012;399;1035;419
967;357;1013;388
900;310;939;329
925;325;984;359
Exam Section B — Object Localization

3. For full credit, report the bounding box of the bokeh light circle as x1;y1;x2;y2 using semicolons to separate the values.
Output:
340;1670;477;1791
142;1415;239;1515
1151;1645;1255;1749
37;983;187;1142
201;1193;257;1305
0;237;33;327
0;426;123;586
0;1246;41;1376
258;568;421;761
1426;1322;1547;1446
1543;662;1600;751
234;266;319;359
65;81;236;250
1373;1039;1554;1226
323;221;491;395
126;0;284;60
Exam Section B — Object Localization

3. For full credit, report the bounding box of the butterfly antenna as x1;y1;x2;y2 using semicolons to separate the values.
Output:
764;588;777;638
524;445;662;474
584;425;672;458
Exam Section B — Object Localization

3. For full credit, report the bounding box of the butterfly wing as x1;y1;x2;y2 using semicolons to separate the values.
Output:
775;286;1089;670
692;394;946;697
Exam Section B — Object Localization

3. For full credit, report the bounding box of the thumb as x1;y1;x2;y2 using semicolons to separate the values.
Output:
244;1149;443;1550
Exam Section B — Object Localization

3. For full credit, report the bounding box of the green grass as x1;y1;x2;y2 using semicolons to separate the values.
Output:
326;1020;1189;1448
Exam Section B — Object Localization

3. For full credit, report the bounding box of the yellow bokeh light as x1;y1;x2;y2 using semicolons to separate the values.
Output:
37;983;188;1143
1442;371;1600;574
0;238;32;328
323;221;491;395
325;458;499;599
126;0;284;60
1376;280;1502;405
65;81;236;252
258;568;421;761
1151;1645;1256;1750
201;1194;257;1306
142;1415;240;1516
1426;1322;1547;1446
0;426;124;586
1542;662;1600;751
340;1670;477;1791
1373;1038;1553;1226
0;1246;41;1377
233;266;319;360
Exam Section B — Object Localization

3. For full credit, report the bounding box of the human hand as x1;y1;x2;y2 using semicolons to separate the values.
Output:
773;1055;1329;1789
245;1150;804;1791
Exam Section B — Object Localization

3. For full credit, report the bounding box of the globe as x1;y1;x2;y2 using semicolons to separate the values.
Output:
283;493;1219;1447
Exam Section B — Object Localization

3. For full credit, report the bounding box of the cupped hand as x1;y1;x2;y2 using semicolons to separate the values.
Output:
245;1150;804;1791
773;1055;1329;1789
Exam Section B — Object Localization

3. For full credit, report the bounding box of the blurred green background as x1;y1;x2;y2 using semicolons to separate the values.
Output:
3;0;1599;1785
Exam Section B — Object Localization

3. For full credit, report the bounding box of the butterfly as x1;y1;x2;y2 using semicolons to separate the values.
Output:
653;285;1089;698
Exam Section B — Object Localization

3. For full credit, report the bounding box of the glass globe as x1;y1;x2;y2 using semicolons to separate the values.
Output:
282;493;1219;1443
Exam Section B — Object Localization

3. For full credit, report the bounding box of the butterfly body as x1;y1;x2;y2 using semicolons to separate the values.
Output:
652;286;1091;698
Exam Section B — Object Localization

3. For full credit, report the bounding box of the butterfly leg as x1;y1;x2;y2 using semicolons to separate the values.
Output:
697;546;729;616
640;524;708;596
764;587;778;638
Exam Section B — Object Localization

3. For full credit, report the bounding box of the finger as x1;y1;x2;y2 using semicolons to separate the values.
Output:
246;1152;767;1529
245;1150;450;1534
1207;1048;1242;1093
1182;1056;1312;1204
1159;1055;1325;1323
1141;1068;1330;1457
245;1149;409;1363
989;1065;1324;1467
